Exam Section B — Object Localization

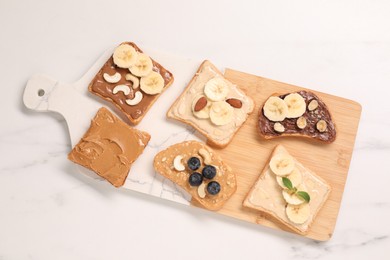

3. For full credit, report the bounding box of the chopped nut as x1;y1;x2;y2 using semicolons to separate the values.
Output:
308;100;319;111
296;117;307;129
274;122;285;133
316;120;327;132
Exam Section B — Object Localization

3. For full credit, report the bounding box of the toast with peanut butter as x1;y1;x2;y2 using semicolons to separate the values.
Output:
167;60;254;148
153;141;237;210
68;107;150;187
243;145;331;235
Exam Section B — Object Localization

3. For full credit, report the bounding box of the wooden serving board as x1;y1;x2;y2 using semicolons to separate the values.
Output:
213;69;362;241
23;47;361;241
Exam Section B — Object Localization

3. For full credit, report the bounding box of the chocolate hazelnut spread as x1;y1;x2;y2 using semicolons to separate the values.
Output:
258;91;336;142
68;107;150;187
89;42;173;124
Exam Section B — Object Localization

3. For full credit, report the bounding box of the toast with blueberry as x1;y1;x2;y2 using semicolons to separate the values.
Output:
153;140;237;210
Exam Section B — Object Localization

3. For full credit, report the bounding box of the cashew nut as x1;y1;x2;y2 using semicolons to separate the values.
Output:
103;72;121;83
198;148;212;165
125;73;140;89
112;84;131;95
125;91;143;106
197;183;206;198
173;155;185;171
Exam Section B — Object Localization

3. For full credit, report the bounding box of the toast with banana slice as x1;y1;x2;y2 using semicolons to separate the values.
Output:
89;42;174;125
153;140;237;211
243;145;331;235
258;91;336;143
167;60;254;148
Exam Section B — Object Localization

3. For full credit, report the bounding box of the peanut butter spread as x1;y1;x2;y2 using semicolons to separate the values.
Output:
68;107;150;187
154;141;237;210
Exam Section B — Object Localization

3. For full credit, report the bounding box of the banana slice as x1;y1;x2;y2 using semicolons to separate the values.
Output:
284;93;306;118
286;203;310;224
191;95;211;119
269;154;295;176
129;53;153;77
276;167;302;188
204;78;229;101
263;97;288;122
113;44;138;68
209;101;234;126
140;71;164;95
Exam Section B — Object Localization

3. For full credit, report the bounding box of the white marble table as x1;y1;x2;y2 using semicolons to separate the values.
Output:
1;0;389;259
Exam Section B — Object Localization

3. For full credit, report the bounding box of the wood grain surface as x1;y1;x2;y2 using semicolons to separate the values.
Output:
195;69;362;241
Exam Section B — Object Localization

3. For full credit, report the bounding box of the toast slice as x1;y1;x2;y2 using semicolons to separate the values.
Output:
153;141;237;210
243;145;331;235
258;91;336;143
167;60;254;148
89;42;174;125
68;107;150;187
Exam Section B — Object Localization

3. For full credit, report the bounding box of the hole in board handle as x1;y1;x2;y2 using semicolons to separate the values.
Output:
38;89;45;97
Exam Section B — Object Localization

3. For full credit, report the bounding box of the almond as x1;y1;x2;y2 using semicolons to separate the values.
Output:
226;98;242;108
194;96;207;112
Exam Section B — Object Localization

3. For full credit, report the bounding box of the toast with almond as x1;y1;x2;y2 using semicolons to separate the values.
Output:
167;60;254;148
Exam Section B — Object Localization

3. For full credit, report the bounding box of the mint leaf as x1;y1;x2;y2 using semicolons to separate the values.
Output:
296;191;311;203
282;177;293;190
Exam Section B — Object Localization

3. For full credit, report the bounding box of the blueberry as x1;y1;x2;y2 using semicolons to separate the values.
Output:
202;165;216;179
207;181;221;195
189;172;203;186
187;157;201;170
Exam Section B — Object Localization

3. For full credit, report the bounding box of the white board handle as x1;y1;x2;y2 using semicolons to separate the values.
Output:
23;74;58;112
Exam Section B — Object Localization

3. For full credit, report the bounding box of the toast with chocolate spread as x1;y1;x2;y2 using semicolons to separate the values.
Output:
89;42;174;125
258;91;336;143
